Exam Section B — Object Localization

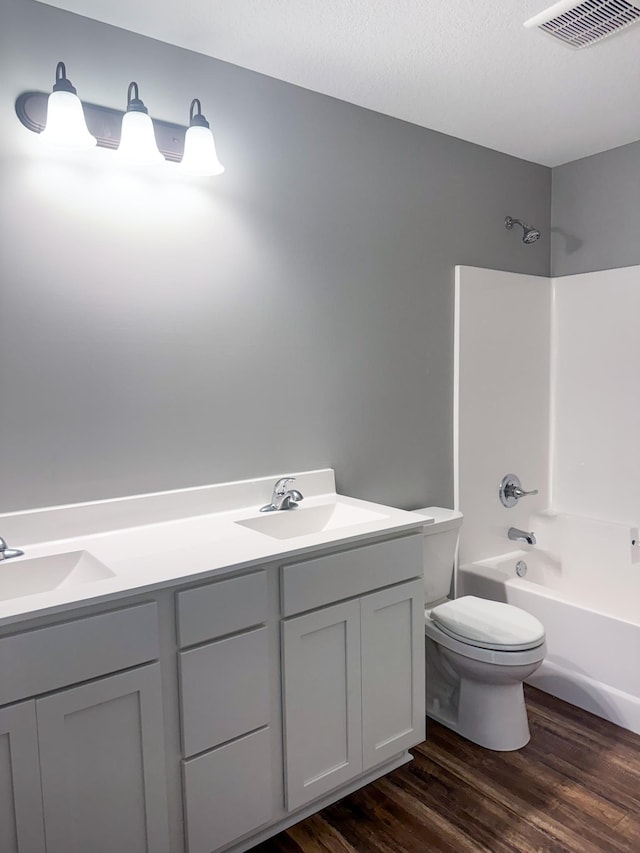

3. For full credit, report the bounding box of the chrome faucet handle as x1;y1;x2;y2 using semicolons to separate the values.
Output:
499;474;538;508
273;477;295;496
0;536;25;561
511;485;539;500
260;477;301;512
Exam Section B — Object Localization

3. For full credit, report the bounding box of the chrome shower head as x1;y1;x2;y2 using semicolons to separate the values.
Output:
505;216;541;244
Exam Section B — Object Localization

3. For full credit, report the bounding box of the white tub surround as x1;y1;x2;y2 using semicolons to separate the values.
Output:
0;469;426;853
454;264;640;736
455;264;640;556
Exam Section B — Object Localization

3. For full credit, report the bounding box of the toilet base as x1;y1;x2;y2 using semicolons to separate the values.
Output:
425;632;544;751
427;679;531;751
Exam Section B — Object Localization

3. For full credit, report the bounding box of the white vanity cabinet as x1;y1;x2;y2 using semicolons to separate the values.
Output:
0;491;426;853
0;602;170;853
176;570;275;853
281;535;425;811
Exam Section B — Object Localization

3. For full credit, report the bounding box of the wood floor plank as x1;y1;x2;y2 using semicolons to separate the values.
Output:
381;764;560;853
407;747;601;853
250;687;640;853
420;738;638;849
286;815;360;853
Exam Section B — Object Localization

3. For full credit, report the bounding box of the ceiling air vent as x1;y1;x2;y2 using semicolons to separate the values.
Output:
524;0;640;48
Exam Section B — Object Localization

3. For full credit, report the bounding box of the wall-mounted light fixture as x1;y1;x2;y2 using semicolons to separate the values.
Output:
116;82;165;166
181;99;224;176
38;62;96;150
15;61;225;176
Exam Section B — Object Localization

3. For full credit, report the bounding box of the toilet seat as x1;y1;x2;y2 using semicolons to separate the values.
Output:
430;596;545;652
425;614;546;666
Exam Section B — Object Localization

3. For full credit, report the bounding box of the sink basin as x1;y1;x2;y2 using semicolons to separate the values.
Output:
235;502;387;540
0;551;115;602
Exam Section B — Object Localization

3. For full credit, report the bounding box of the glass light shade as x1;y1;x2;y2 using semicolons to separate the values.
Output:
180;125;225;176
116;110;164;165
39;90;96;149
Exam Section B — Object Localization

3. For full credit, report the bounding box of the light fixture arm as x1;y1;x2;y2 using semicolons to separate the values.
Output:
189;98;210;128
180;97;224;175
52;61;77;95
126;82;148;114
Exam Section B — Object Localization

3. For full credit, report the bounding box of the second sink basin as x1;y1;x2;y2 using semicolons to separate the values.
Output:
0;551;116;602
236;502;387;540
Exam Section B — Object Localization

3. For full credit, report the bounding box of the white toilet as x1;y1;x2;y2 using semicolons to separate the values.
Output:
414;507;546;751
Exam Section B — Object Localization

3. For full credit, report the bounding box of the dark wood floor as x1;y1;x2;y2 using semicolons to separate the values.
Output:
252;686;640;853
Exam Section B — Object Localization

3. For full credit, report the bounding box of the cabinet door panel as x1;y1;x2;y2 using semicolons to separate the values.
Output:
283;600;362;811
361;580;425;770
0;701;45;853
37;664;169;853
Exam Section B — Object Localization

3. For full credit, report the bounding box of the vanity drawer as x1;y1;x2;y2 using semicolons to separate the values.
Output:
179;626;270;757
176;570;267;648
182;727;272;853
281;534;423;616
0;603;159;706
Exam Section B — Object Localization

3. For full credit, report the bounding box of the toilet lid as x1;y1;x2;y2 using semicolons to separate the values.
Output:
431;596;545;651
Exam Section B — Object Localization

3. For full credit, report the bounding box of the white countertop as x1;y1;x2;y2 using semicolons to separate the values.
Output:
0;469;428;628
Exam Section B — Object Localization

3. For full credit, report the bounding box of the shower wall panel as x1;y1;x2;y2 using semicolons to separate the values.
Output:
454;266;552;565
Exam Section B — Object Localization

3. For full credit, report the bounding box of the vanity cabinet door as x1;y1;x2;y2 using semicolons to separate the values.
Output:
282;579;426;813
36;664;169;853
282;599;362;811
0;701;46;853
360;579;425;770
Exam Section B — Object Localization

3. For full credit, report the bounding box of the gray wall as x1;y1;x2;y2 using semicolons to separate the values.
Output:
0;0;550;513
551;139;640;277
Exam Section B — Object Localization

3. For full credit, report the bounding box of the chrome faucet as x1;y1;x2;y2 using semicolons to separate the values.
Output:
0;537;24;561
508;527;536;546
260;477;304;513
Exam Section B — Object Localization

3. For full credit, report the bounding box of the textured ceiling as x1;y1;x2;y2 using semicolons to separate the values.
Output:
35;0;640;166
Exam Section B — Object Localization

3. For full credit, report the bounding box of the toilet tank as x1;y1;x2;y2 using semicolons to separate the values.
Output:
412;507;463;606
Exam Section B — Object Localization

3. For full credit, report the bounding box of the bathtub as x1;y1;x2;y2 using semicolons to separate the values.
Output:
458;550;640;735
